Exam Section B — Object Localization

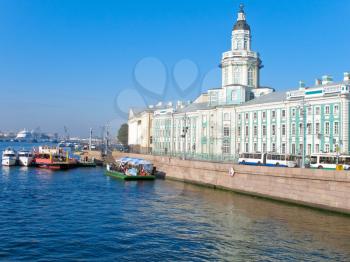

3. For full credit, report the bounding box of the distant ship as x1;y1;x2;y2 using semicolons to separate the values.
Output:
16;129;34;142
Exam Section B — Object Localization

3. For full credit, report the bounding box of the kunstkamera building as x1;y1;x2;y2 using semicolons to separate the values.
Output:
128;5;350;161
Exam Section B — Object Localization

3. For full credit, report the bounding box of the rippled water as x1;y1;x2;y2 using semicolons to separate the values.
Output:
0;143;350;261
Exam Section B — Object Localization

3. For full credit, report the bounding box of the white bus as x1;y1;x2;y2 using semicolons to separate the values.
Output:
238;153;298;168
309;154;350;170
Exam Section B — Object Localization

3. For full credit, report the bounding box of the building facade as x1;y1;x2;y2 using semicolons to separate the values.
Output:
128;5;350;161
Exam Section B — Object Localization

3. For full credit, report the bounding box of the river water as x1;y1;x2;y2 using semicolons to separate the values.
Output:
0;142;350;261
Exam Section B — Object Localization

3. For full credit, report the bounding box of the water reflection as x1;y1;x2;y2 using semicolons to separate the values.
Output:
166;181;350;257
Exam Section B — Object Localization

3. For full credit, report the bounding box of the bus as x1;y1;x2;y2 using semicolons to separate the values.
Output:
309;154;350;170
238;153;298;168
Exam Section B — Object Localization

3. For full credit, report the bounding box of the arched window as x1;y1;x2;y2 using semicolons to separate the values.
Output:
233;67;241;84
248;67;254;86
237;40;243;49
224;67;228;85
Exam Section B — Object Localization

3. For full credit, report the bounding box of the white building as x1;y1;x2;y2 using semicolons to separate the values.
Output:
128;5;350;161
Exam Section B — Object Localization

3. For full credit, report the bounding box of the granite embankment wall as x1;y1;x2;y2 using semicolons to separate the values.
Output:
89;151;350;214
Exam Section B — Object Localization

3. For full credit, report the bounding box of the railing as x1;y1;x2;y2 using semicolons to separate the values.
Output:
143;151;237;164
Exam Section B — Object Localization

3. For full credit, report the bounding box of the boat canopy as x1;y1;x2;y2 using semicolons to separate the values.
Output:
116;157;152;166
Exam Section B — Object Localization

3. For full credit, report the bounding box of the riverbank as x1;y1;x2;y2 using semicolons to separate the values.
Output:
89;150;350;215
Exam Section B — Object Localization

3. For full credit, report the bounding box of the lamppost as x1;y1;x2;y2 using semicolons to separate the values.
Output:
298;99;310;168
181;114;189;160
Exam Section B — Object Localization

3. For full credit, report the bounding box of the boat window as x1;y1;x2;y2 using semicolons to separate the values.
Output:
4;154;15;157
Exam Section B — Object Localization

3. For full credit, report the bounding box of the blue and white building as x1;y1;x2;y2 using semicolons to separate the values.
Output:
128;5;350;161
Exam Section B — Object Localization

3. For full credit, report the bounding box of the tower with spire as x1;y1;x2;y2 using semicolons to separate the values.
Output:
220;4;263;104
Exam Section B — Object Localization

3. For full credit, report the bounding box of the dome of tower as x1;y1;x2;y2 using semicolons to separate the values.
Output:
233;20;250;31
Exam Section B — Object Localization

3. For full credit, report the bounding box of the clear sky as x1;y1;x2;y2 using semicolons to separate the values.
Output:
0;0;349;137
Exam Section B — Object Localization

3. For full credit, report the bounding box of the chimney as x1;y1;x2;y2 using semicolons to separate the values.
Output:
322;75;333;85
344;72;350;82
315;79;322;86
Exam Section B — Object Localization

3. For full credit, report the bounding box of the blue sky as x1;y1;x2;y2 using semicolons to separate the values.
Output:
0;0;349;137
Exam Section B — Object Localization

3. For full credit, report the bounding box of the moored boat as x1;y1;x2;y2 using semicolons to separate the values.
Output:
34;146;77;170
106;157;155;181
2;148;17;166
18;149;34;166
77;154;97;167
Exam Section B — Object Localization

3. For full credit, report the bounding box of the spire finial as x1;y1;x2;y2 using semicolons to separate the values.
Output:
239;3;244;13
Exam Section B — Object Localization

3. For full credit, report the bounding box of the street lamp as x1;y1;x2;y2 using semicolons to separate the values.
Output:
297;99;310;168
181;114;189;160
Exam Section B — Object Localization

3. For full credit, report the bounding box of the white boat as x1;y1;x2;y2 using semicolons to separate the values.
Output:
18;150;34;166
16;129;33;142
2;148;17;166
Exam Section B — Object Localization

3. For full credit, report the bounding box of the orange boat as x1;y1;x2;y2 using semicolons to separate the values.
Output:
34;146;77;170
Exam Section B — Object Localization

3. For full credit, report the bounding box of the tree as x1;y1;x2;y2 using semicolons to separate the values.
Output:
117;123;128;145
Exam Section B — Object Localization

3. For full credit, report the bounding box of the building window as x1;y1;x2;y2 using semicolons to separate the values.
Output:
233;67;241;84
325;144;330;153
237;40;243;50
253;143;257;152
307;123;312;135
272;143;276;152
325;122;330;135
223;127;230;137
245;125;249;136
315;107;320;115
224;113;230;121
325;105;330;115
262;111;266;119
299;123;303;136
334;105;339;115
292;123;296;135
237;143;240;153
238;114;241;121
254;125;258;136
223;140;230;154
292;109;296;117
272;125;276;136
262;125;267;136
299;144;303;154
292;144;296;155
253;112;257;119
245;113;249;120
307;144;311;155
272;110;276;118
282;143;286;154
237;126;241;136
248;67;254;86
315;144;320;153
282;124;286;136
263;143;267;153
245;143;249;153
315;122;320;134
307;107;312;115
282;110;286;118
334;122;339;135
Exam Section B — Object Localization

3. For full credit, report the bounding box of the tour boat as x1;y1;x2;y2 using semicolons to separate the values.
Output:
34;146;77;170
106;157;155;181
2;148;17;166
18;150;34;167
